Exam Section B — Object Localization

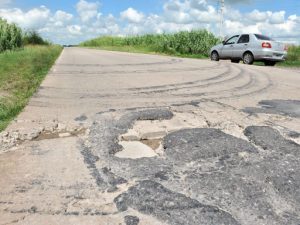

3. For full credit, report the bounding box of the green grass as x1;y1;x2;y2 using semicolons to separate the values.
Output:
0;45;62;131
80;30;220;58
278;46;300;67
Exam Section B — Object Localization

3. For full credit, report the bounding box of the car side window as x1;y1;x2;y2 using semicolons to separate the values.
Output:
238;35;250;44
224;35;239;45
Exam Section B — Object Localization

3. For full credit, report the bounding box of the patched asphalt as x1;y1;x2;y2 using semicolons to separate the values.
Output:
82;109;300;225
115;180;240;225
243;100;300;118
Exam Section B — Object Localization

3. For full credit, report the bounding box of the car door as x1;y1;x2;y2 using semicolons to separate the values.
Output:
220;35;240;59
232;34;250;58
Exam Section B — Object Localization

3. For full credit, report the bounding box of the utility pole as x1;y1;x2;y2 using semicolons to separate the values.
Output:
218;0;225;38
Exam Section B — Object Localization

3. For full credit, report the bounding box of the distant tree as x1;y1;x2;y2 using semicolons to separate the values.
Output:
23;30;49;45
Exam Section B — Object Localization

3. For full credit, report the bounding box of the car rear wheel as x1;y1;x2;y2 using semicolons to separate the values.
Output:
211;51;219;61
243;52;254;65
264;61;276;66
231;59;240;63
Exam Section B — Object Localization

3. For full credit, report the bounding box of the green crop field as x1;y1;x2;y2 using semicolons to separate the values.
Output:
0;18;22;53
80;30;220;58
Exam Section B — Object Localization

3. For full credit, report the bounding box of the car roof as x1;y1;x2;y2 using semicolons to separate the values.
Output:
227;33;271;37
227;33;253;37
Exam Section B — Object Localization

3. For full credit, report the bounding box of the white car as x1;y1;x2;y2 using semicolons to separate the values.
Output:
210;34;288;66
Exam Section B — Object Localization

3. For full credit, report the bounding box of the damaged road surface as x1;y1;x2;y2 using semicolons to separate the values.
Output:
0;48;300;225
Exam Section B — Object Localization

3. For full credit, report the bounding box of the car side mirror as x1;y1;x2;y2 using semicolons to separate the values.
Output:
222;41;225;45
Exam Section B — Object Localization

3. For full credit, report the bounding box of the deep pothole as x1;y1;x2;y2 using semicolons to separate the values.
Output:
116;112;207;159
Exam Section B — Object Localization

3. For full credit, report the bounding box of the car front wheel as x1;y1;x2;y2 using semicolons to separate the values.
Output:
211;51;219;61
243;52;254;65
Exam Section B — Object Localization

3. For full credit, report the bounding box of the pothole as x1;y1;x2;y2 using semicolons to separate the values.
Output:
116;112;207;159
140;139;162;150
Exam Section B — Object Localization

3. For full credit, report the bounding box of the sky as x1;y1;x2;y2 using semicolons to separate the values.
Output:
0;0;299;45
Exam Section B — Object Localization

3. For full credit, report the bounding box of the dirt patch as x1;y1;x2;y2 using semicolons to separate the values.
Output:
141;139;161;150
34;128;86;141
33;131;59;141
0;91;10;99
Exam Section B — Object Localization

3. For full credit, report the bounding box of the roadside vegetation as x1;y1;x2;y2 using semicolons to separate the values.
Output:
80;30;220;58
23;30;51;46
81;31;300;67
278;45;300;67
0;18;62;131
0;18;23;52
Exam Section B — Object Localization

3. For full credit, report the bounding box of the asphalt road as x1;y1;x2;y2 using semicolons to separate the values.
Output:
0;47;300;225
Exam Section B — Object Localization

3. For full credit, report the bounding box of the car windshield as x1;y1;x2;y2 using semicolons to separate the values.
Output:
255;34;274;41
224;35;239;45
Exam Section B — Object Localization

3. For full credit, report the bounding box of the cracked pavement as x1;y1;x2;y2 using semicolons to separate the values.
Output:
0;47;300;225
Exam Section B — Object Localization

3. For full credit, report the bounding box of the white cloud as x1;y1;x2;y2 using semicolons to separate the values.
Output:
76;0;99;22
223;20;260;35
0;0;299;45
96;14;120;33
67;25;82;35
165;10;192;24
224;7;242;22
120;8;144;23
247;10;286;25
50;10;73;27
54;10;73;23
189;0;208;11
0;6;50;29
190;6;219;23
164;0;186;11
269;11;285;24
247;10;269;22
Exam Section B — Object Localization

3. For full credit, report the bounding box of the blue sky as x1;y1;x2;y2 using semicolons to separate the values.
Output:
0;0;299;44
8;0;165;15
9;0;300;16
237;0;300;14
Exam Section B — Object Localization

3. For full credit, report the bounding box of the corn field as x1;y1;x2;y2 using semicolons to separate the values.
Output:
80;30;220;56
0;18;22;53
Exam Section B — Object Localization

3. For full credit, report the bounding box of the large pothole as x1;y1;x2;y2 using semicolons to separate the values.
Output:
116;112;207;159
